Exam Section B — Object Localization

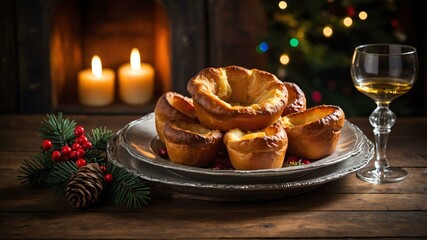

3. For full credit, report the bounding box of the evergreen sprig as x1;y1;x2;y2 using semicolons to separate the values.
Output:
46;161;78;196
85;127;114;163
18;112;150;208
105;161;150;208
88;127;113;150
18;152;53;188
39;112;76;149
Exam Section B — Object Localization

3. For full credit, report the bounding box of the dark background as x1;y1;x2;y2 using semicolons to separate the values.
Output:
1;0;425;117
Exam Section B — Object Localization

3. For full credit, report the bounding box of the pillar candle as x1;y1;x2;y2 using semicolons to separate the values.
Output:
118;48;155;105
78;55;115;106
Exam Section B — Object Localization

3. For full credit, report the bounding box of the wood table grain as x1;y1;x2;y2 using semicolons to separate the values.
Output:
1;115;426;239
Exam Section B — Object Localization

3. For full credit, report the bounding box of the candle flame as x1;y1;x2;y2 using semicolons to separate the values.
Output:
130;48;141;70
91;55;102;78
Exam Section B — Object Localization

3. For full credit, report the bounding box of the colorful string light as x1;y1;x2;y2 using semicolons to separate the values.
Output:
289;38;299;47
256;42;269;53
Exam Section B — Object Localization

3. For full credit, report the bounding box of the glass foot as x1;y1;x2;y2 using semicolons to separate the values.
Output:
356;166;407;184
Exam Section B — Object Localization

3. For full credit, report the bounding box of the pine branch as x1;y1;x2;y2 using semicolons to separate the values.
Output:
88;126;113;150
39;113;76;149
19;112;150;208
105;161;150;208
46;161;78;196
18;152;53;188
85;127;113;163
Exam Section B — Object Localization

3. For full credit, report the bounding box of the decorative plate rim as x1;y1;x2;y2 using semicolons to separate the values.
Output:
107;132;374;190
118;112;366;178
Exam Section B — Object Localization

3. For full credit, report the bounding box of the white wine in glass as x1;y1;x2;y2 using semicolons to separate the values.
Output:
351;44;418;184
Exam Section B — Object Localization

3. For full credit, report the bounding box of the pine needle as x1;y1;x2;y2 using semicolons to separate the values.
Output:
19;112;151;208
39;113;76;149
85;127;114;163
107;161;150;208
46;161;78;196
18;152;53;188
88;127;113;150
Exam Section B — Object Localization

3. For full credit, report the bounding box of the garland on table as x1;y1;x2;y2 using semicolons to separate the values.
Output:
18;113;150;208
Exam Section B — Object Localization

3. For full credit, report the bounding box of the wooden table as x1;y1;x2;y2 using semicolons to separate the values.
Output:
1;115;426;239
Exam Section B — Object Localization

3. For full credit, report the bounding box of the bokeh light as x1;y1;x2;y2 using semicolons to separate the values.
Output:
289;38;299;47
278;1;287;10
358;11;368;20
312;90;322;103
323;26;333;37
280;54;290;65
256;42;269;53
343;17;353;27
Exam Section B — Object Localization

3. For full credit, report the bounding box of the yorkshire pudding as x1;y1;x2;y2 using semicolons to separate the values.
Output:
280;105;345;160
282;82;306;116
154;91;198;143
187;66;288;131
163;119;223;167
223;121;288;170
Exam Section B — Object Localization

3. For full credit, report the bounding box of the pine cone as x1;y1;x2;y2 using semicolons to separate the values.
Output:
66;163;104;208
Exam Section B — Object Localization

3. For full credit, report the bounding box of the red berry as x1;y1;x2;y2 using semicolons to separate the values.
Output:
104;173;114;183
71;143;81;151
74;125;85;137
82;141;92;150
61;145;72;156
211;160;220;169
211;158;233;170
287;155;299;163
99;165;107;173
51;150;62;162
302;159;311;165
75;158;87;168
158;147;169;159
69;151;77;160
42;140;53;151
75;136;88;145
76;148;85;158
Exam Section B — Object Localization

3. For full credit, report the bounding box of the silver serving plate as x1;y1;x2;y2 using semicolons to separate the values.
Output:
107;132;374;201
119;113;366;183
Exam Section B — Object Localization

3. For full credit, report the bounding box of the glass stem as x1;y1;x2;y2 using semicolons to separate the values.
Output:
369;103;396;172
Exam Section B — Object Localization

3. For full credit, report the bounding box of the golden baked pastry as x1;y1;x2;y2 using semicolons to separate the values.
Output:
282;81;306;116
163;119;223;167
154;91;198;143
187;65;288;131
280;105;345;159
223;121;288;170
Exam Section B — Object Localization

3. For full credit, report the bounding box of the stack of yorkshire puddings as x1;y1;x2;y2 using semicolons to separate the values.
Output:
154;65;345;170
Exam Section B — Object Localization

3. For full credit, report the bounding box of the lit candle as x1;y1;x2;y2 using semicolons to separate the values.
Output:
118;48;155;105
78;55;115;106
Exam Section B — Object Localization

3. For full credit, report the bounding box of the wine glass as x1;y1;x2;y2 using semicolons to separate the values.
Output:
351;44;418;184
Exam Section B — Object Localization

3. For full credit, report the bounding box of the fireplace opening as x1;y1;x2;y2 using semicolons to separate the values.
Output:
50;0;170;113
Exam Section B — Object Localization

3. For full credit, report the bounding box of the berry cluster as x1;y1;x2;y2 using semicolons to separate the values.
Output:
41;125;113;183
284;155;311;167
210;157;234;170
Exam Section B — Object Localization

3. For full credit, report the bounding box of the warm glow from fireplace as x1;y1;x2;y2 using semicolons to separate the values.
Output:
92;55;102;78
49;0;171;112
130;48;141;70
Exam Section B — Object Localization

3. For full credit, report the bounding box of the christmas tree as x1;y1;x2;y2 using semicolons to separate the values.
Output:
260;0;413;117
